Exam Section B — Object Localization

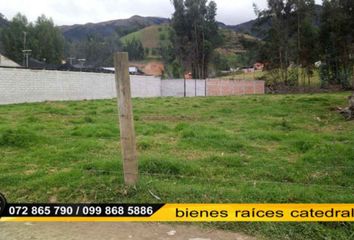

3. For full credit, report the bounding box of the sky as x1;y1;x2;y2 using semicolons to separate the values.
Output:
0;0;322;26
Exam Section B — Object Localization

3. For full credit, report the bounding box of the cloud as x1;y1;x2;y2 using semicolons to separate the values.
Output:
0;0;321;26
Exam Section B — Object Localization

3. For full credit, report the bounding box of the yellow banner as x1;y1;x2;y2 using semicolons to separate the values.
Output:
1;204;353;222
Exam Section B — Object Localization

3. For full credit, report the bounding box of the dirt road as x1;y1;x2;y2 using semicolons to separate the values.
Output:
0;222;255;240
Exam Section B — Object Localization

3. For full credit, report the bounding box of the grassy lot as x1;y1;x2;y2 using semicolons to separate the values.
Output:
0;93;353;239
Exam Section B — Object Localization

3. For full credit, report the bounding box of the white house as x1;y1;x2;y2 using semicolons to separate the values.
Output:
129;66;138;75
102;66;139;75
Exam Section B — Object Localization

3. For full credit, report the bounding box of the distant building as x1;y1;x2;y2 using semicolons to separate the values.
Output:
102;67;115;72
102;66;142;75
129;66;139;75
254;62;264;71
0;54;20;67
184;72;193;79
242;66;255;73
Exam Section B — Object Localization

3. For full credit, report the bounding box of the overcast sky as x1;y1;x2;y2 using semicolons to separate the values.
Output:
1;0;322;26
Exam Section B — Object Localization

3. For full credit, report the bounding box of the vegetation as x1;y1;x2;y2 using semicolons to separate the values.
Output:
170;0;222;79
120;25;171;59
255;0;318;85
319;0;354;89
254;0;353;90
0;93;353;239
1;13;64;64
65;33;122;67
122;38;145;61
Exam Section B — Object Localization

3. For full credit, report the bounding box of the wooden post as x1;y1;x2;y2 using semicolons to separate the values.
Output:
184;76;186;97
114;52;138;186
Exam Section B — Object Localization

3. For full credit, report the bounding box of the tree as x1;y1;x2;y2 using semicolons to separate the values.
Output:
171;0;221;79
255;0;318;86
256;0;296;84
294;0;318;85
1;13;65;65
319;0;354;89
158;28;183;78
65;32;122;67
30;15;64;64
1;13;29;64
123;38;144;61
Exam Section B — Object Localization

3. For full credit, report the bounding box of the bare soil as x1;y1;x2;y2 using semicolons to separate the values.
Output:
0;222;255;240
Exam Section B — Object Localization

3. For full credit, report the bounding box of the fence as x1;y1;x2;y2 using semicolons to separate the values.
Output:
161;79;206;97
207;79;265;96
0;67;265;105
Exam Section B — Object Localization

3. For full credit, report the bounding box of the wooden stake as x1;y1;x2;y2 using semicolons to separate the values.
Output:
114;52;138;186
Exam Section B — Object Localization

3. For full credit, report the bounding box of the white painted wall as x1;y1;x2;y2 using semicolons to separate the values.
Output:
0;68;264;105
161;79;206;97
0;68;160;105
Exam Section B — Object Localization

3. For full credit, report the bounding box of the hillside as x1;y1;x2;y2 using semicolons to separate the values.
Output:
120;24;258;58
120;24;170;49
58;15;262;65
60;15;170;41
218;29;259;54
228;19;269;38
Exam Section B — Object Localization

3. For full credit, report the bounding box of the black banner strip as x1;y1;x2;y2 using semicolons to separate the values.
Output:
1;203;165;218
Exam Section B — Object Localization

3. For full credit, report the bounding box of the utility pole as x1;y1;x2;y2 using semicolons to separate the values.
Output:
22;32;32;68
114;52;138;186
68;57;75;65
77;59;86;71
22;50;32;68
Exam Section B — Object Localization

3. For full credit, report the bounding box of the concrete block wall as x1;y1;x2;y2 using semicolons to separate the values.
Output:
0;68;161;105
0;68;265;105
207;79;265;96
161;79;206;97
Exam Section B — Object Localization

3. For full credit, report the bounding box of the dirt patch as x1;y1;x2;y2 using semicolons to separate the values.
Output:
0;222;256;240
131;61;164;76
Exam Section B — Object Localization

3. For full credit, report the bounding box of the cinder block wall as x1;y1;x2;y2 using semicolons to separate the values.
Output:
0;68;161;105
0;68;265;105
161;79;206;97
207;79;265;96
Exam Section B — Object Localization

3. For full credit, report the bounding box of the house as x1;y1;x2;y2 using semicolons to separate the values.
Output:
129;66;139;75
101;66;142;75
0;54;20;67
242;66;255;73
254;62;264;71
184;72;193;79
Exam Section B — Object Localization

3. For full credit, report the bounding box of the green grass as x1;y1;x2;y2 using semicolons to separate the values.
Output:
0;93;353;239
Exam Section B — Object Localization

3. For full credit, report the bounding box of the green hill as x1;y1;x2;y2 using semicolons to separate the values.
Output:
120;25;171;58
120;24;259;60
60;15;170;41
218;28;259;54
